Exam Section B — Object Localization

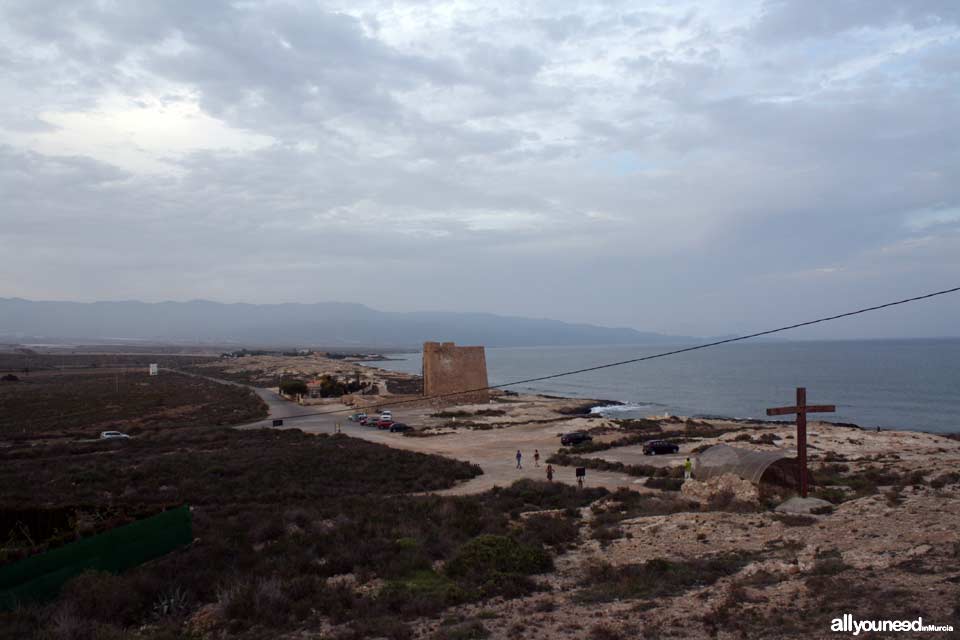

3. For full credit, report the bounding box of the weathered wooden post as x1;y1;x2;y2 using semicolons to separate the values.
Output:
766;387;835;498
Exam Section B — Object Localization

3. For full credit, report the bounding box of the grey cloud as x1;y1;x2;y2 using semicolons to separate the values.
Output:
466;44;545;79
753;0;960;43
533;15;587;42
1;1;958;338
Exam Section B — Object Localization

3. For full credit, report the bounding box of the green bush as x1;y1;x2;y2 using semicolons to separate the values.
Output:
446;535;552;579
383;538;433;577
310;373;367;398
379;570;468;616
279;379;308;396
445;535;553;597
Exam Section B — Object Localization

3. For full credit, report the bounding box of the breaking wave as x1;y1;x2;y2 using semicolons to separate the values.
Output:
589;402;666;415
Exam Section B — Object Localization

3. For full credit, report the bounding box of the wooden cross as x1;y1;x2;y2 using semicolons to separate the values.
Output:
766;387;835;498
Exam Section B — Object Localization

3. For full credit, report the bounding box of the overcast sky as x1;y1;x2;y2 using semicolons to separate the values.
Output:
2;0;958;339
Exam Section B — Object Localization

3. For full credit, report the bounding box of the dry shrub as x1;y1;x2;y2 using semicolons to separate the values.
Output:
518;512;579;548
644;476;684;491
55;571;154;627
590;623;625;640
773;514;817;527
432;619;490;640
930;472;960;489
335;616;413;640
578;552;758;602
706;489;759;513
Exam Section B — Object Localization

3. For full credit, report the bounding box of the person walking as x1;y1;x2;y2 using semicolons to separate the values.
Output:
684;457;693;480
546;464;554;482
534;449;540;467
516;449;522;469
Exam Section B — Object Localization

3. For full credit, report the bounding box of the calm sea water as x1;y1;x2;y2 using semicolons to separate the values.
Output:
375;339;960;433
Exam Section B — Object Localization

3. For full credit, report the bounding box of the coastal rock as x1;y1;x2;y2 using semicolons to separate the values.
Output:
775;496;833;515
680;473;760;504
842;549;894;570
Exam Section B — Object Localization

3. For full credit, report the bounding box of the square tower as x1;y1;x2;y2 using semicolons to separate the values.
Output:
422;341;489;405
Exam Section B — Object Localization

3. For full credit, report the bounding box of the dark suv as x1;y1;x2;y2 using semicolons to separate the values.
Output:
643;440;679;455
561;431;593;446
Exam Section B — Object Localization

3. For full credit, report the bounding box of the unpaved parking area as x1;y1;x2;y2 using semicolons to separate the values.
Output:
240;391;658;494
320;418;649;495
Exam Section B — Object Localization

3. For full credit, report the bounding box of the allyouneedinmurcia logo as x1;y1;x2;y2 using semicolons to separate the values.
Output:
832;614;953;635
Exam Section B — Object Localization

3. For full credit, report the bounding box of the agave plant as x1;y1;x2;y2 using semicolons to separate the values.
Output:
152;586;190;620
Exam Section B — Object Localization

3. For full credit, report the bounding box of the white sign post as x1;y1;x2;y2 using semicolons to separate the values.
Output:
149;363;158;376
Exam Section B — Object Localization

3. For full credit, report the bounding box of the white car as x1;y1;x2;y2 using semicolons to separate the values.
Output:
99;431;131;440
380;410;392;421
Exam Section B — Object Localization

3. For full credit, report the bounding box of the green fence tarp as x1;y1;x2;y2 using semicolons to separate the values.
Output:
0;505;191;610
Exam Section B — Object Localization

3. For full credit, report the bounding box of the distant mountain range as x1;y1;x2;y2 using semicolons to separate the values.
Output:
0;298;701;348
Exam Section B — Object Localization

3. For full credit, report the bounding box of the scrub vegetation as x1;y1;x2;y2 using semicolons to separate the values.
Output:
0;370;266;440
0;427;608;639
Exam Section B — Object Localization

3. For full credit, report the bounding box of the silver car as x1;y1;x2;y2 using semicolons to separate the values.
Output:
99;431;131;440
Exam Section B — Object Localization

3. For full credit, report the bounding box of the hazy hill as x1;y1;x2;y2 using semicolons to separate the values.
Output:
0;298;696;348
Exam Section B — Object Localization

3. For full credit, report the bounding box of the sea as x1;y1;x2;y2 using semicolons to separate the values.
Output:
373;339;960;434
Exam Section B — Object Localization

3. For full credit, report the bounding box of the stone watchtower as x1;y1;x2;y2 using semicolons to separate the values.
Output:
422;341;489;405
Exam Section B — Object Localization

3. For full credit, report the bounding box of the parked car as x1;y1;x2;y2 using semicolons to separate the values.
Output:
377;419;394;429
389;423;413;433
560;431;593;446
360;416;376;426
643;440;680;455
99;431;130;440
380;410;392;421
348;413;367;422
